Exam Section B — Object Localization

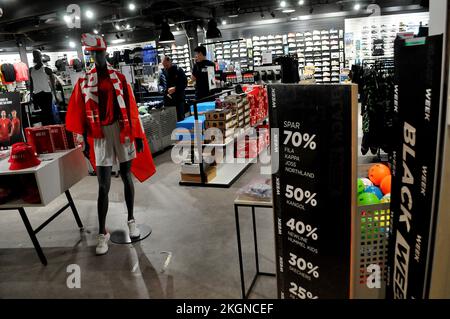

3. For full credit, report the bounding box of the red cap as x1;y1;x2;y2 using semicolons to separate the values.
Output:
9;142;41;170
81;33;107;51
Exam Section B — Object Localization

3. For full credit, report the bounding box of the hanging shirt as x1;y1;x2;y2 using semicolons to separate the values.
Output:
30;66;51;93
14;62;29;82
1;64;16;83
98;70;122;126
0;118;11;142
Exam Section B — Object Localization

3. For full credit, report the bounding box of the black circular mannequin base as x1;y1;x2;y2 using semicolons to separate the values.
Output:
110;224;152;244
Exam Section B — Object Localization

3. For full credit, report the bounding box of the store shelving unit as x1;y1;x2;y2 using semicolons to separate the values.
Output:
213;39;252;70
252;34;286;67
157;44;192;76
287;29;345;83
178;89;257;188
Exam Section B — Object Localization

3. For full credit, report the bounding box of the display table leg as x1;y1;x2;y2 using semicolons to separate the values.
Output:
18;208;47;266
65;190;84;230
234;204;246;299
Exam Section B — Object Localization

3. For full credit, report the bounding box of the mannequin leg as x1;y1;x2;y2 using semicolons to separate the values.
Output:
97;166;112;234
119;160;135;221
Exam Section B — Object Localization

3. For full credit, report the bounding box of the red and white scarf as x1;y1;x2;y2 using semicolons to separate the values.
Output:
79;64;131;143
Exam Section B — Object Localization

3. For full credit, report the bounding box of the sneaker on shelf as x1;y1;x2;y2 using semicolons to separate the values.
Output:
128;219;141;239
96;233;110;255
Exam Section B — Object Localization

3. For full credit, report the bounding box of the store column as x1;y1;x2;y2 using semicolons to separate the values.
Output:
16;36;29;67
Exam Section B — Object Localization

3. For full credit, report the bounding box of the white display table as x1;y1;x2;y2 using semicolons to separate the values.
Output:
0;147;88;265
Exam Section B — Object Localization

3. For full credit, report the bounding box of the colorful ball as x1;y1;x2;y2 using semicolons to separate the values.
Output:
380;175;391;195
381;193;391;203
365;186;384;200
360;177;373;188
358;192;380;206
368;164;391;186
357;179;366;194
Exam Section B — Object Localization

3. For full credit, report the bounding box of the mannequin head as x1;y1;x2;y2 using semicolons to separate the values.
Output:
92;50;107;69
32;50;43;65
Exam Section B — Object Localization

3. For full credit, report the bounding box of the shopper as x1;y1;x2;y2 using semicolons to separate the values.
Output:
29;49;57;126
66;33;156;256
159;55;187;121
192;45;215;100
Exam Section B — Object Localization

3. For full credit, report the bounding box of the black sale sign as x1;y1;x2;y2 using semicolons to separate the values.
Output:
387;35;443;299
268;84;358;299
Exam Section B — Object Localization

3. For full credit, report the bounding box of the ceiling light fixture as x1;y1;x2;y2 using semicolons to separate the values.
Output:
298;0;305;5
85;10;94;19
69;41;76;48
283;9;296;13
128;3;136;11
93;29;98;34
354;3;361;10
280;1;287;8
159;21;176;43
228;14;238;18
63;15;70;23
115;24;121;30
112;39;126;44
206;18;222;39
126;24;130;29
222;20;227;25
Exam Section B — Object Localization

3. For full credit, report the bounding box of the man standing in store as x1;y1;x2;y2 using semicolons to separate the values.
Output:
9;110;22;144
0;110;11;149
192;45;216;100
159;56;187;121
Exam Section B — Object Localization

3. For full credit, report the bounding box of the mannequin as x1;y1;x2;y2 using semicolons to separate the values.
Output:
30;50;57;125
66;34;156;256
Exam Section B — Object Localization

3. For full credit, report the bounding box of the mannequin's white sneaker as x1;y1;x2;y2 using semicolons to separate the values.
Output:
128;219;141;239
96;233;110;255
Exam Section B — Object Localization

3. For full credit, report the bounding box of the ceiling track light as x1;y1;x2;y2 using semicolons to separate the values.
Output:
206;18;222;39
354;3;361;10
298;0;305;5
159;21;175;43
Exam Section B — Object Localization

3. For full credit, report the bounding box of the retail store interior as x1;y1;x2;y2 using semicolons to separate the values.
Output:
0;0;450;299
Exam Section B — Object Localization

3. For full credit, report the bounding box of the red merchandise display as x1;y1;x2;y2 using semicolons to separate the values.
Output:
8;142;41;170
25;127;55;154
242;85;268;126
48;125;76;151
235;137;258;159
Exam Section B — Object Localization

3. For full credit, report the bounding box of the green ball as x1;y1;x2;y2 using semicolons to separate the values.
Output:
357;178;365;194
358;192;380;206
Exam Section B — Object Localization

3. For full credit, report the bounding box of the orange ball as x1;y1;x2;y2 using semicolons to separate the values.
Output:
368;164;391;186
380;175;391;195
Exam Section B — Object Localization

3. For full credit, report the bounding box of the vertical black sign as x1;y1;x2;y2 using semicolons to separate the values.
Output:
0;92;23;148
269;84;357;299
387;35;443;299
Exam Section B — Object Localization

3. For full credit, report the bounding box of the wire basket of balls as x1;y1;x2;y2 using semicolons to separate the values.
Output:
353;163;392;299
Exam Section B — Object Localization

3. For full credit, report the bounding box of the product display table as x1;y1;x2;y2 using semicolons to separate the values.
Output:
0;148;88;265
234;194;275;299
